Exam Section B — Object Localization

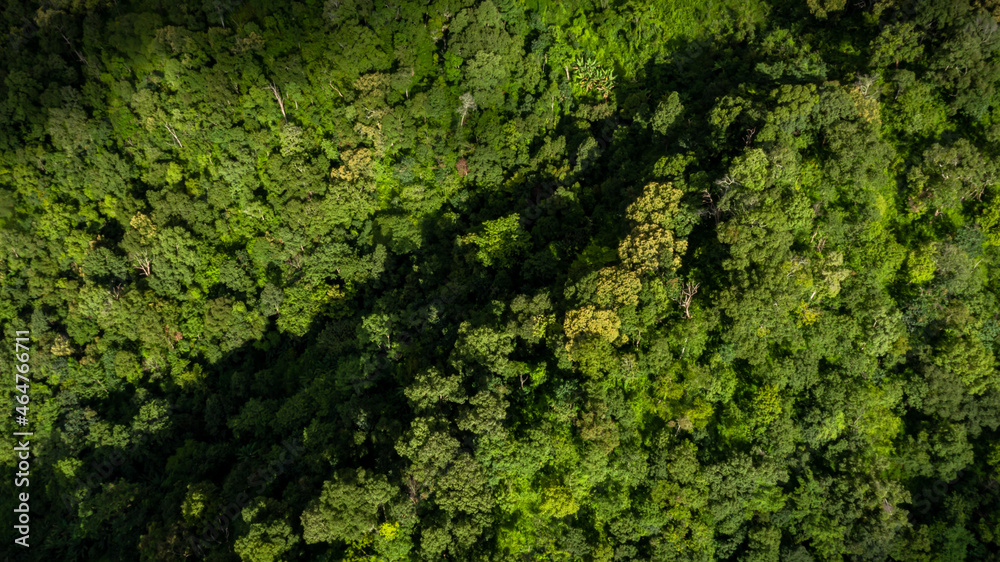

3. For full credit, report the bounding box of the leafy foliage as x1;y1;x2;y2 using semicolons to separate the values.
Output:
3;0;1000;560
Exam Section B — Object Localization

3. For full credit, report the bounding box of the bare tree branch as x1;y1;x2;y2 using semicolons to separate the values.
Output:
267;83;287;121
132;252;152;277
164;122;183;148
675;281;699;319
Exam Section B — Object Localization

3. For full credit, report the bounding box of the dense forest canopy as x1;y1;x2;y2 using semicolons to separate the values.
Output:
2;0;1000;559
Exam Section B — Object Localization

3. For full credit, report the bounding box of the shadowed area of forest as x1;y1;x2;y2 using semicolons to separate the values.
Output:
2;0;1000;560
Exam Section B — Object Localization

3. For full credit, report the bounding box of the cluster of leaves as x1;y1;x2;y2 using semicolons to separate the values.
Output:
571;56;616;99
1;0;1000;561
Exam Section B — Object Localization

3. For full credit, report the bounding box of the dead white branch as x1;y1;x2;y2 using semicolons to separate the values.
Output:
164;123;183;148
267;83;287;121
678;282;699;319
132;252;152;277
